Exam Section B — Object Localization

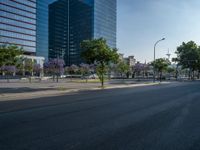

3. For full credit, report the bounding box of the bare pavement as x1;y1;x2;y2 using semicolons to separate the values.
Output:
0;81;200;150
0;79;159;101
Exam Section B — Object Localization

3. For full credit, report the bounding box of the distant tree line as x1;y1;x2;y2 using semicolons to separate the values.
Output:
1;39;200;84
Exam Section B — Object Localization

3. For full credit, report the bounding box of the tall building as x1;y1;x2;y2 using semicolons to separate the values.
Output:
93;0;117;48
0;0;37;55
49;0;117;66
36;0;56;60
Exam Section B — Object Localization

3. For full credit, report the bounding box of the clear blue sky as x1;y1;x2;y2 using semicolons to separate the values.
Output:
117;0;200;62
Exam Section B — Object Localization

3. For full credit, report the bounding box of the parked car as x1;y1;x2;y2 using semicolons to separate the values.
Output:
60;75;67;78
88;74;99;79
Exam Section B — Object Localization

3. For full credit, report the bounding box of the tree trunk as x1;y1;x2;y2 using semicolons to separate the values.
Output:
132;73;135;79
188;69;191;80
100;63;105;88
175;70;178;81
137;72;140;81
175;65;178;81
29;76;32;83
101;73;104;88
198;70;200;79
84;74;88;83
70;75;72;82
160;72;162;82
126;72;129;79
192;71;195;81
56;74;59;83
143;71;145;79
53;74;55;82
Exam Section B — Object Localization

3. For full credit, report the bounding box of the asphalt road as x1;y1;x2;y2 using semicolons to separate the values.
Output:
0;82;200;150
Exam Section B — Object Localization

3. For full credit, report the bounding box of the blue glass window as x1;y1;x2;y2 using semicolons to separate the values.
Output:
0;0;37;53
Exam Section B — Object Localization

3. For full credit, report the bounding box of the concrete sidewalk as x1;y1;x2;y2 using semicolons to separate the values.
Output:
0;79;167;101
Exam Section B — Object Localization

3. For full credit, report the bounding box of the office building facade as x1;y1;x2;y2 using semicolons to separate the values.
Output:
93;0;117;48
0;0;37;54
49;0;117;66
48;0;93;65
36;0;56;60
0;0;117;65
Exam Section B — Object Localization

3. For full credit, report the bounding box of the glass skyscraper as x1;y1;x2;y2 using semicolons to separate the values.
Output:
94;0;117;48
0;0;117;64
49;0;117;66
36;0;56;60
48;0;93;65
0;0;37;54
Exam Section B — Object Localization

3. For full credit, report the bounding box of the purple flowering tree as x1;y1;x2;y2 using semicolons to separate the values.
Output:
44;62;51;75
44;58;65;82
133;62;144;79
64;65;79;81
133;62;150;79
80;63;90;76
79;63;90;82
33;64;42;76
1;65;16;82
70;64;79;74
143;63;150;78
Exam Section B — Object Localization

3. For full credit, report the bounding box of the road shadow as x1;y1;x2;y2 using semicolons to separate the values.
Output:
0;87;55;94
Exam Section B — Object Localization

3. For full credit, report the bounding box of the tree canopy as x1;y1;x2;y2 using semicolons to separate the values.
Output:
81;38;119;65
81;38;119;87
174;41;200;79
0;44;23;67
152;58;170;81
176;41;200;70
117;61;129;78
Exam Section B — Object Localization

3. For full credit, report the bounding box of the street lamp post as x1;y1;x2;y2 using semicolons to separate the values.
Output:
153;38;165;82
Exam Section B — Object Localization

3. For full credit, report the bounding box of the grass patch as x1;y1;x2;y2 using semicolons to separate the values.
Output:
57;87;68;91
72;79;108;83
143;82;152;84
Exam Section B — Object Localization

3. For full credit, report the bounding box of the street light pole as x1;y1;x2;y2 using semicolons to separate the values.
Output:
153;38;165;82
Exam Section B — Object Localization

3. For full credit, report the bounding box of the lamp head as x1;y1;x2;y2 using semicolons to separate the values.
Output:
162;38;165;40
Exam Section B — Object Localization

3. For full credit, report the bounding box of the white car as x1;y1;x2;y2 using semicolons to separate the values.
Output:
60;75;67;78
88;74;99;79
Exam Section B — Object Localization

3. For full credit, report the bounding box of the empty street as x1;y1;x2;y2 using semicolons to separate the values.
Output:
0;82;200;150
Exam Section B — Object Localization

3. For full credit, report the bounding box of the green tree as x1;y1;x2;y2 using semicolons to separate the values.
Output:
167;67;175;80
1;66;16;82
24;58;34;83
0;44;23;66
0;44;23;75
172;57;180;80
117;61;129;78
81;38;119;87
152;58;170;82
197;47;200;79
175;41;200;79
79;63;90;82
15;57;25;75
